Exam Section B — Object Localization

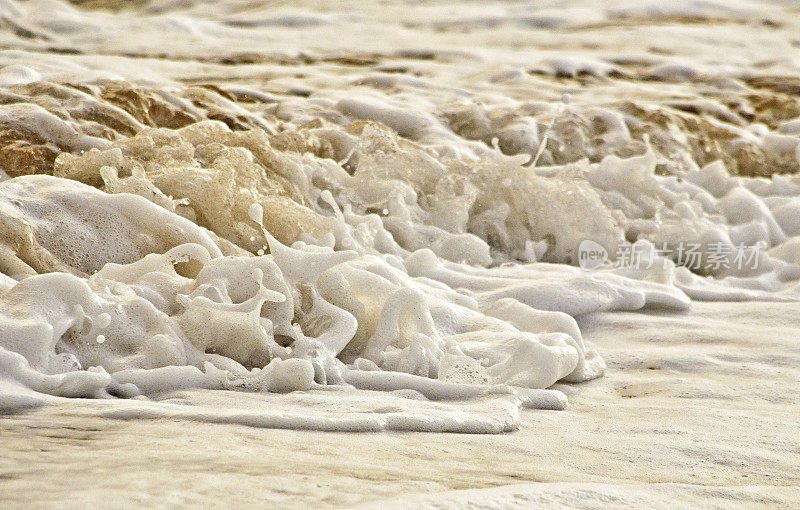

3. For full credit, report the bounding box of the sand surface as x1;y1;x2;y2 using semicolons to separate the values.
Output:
3;301;798;508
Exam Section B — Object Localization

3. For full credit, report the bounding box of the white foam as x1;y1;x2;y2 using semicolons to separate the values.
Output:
2;160;634;426
1;0;800;438
4;115;800;430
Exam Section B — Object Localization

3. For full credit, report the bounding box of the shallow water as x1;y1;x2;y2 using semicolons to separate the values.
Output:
1;0;800;506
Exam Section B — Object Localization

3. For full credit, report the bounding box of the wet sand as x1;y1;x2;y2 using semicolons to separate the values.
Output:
3;301;798;508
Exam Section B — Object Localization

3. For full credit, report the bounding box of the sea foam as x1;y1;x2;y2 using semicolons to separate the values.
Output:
0;0;799;433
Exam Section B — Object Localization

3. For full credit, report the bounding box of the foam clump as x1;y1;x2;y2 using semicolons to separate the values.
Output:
5;114;800;430
5;168;673;422
54;121;335;252
43;118;800;288
0;103;110;155
0;174;221;277
2;77;800;432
